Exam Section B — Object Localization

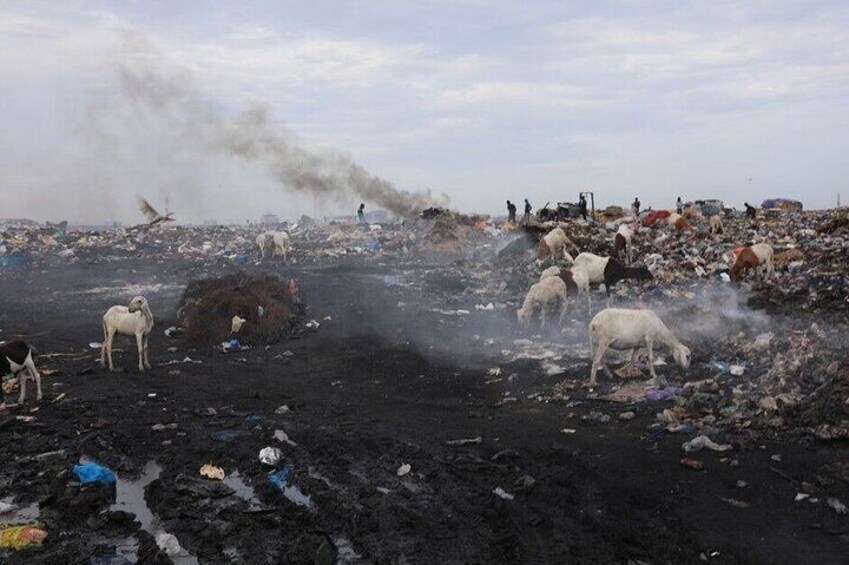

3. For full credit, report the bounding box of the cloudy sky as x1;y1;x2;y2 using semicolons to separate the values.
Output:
1;0;846;223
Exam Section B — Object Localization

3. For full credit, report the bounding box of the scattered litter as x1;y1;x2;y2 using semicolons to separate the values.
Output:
267;464;295;490
645;386;682;401
274;429;297;446
721;498;750;509
680;458;704;470
682;435;733;453
73;461;116;484
446;436;482;446
493;487;514;501
582;411;611;424
259;447;284;466
200;464;225;480
827;498;848;515
0;524;48;550
396;463;411;477
211;430;240;443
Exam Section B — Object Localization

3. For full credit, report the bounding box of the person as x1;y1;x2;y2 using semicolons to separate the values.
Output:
506;200;517;223
676;196;683;214
357;203;366;224
578;195;588;220
632;197;641;218
523;199;532;224
744;202;756;219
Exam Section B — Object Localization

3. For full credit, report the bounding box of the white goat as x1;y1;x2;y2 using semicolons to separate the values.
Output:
517;276;569;330
256;231;292;260
540;265;592;315
537;228;579;261
102;296;154;372
709;215;724;235
587;308;691;387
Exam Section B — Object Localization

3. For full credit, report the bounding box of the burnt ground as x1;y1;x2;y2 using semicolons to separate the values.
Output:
0;257;847;564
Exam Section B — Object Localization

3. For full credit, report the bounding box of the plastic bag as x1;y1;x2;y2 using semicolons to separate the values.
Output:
0;524;48;549
73;462;116;484
267;464;294;490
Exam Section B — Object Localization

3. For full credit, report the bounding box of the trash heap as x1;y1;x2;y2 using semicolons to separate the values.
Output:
177;272;305;347
375;209;849;440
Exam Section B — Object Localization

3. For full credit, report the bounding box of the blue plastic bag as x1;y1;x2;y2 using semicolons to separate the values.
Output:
73;462;116;484
211;430;240;442
267;464;294;490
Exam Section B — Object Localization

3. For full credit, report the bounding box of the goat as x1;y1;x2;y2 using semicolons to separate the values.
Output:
256;231;291;260
587;308;691;387
0;340;41;405
540;265;592;315
614;223;634;265
709;215;724;235
537;228;579;261
517;276;569;330
102;296;154;372
571;253;653;305
730;243;774;282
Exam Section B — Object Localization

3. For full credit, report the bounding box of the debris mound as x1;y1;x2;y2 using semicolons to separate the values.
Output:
796;376;849;436
817;215;849;234
420;212;471;253
178;272;304;347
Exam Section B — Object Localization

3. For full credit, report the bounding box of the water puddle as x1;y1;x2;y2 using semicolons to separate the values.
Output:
334;536;362;564
109;460;199;564
283;483;315;511
0;499;40;524
222;470;263;511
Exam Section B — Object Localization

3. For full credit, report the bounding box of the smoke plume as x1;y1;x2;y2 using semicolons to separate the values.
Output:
105;32;447;218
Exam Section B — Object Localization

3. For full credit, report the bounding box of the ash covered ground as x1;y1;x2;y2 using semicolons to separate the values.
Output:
0;210;848;564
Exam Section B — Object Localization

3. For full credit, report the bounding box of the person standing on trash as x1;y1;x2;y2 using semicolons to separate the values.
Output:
744;202;757;219
357;203;366;224
506;200;517;224
579;195;588;220
632;197;641;218
676;196;683;214
523;199;532;225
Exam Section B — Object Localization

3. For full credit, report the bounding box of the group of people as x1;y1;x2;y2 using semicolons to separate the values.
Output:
505;199;533;224
358;195;758;226
506;195;590;224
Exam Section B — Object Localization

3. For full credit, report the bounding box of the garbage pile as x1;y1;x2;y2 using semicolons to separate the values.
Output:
177;272;305;347
375;209;849;440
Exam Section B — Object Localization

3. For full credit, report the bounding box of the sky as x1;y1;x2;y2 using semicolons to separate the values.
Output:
1;0;847;224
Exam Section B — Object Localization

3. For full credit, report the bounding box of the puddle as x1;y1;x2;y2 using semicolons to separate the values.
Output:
283;484;315;510
75;282;182;297
222;471;263;510
0;499;40;524
109;460;199;564
334;537;362;564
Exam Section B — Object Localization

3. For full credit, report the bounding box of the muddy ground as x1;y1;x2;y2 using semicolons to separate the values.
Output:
0;256;847;564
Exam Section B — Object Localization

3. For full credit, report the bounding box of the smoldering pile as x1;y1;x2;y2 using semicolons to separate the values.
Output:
177;272;305;347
